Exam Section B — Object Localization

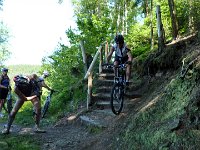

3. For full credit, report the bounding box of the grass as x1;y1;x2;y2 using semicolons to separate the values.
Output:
120;70;200;149
87;126;104;134
0;134;40;150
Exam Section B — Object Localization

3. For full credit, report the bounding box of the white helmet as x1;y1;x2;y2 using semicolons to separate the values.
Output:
43;70;49;77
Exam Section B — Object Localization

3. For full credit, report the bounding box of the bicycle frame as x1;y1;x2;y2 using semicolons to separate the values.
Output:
110;63;127;115
42;90;55;118
114;64;127;86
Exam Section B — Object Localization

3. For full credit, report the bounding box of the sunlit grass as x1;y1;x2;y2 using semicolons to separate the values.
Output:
121;71;200;149
0;134;40;150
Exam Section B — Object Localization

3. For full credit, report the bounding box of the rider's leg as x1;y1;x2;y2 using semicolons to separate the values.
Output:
31;97;41;127
2;86;26;134
3;98;24;134
0;89;8;116
31;97;45;132
114;61;119;77
126;64;131;82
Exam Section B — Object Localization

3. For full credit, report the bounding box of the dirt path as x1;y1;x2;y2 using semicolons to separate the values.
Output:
0;78;150;150
0;99;141;150
0;115;126;150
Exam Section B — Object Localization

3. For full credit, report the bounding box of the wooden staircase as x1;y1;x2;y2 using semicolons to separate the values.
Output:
92;65;141;112
92;66;114;110
78;42;142;128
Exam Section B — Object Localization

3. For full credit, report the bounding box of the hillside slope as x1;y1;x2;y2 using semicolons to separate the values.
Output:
0;34;199;150
117;34;200;149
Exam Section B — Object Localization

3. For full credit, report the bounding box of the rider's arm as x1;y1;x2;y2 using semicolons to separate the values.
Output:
127;51;133;62
41;81;52;91
126;46;133;62
107;46;115;63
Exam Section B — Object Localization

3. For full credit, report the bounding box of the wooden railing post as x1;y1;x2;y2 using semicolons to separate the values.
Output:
87;73;93;110
99;46;103;74
105;42;108;63
83;41;107;109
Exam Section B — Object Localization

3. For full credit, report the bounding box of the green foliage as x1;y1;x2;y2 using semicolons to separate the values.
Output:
0;135;40;150
14;102;35;126
72;0;114;55
42;44;86;114
7;65;41;87
87;126;104;134
0;65;41;125
0;22;11;64
126;23;151;57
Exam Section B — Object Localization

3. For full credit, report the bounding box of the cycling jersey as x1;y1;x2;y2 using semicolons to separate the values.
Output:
113;43;130;58
1;75;10;88
0;75;10;99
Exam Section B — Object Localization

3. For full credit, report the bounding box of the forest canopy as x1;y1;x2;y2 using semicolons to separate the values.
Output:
40;0;200;112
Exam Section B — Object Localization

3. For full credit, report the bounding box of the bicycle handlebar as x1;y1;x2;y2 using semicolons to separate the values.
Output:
102;61;131;69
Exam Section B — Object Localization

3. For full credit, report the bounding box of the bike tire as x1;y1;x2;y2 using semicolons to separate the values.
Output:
7;99;13;114
110;83;124;115
42;101;49;118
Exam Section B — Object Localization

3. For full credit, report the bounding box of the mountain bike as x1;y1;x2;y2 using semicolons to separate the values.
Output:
104;63;128;115
41;90;56;118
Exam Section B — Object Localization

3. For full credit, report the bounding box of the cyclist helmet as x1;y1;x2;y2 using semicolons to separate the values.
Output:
1;68;8;72
43;70;50;77
114;34;124;44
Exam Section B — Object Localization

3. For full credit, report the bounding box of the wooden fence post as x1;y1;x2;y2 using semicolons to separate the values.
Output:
99;46;103;74
87;73;93;110
105;42;108;63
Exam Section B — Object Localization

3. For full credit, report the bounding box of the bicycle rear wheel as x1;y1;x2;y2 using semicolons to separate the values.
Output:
42;101;49;118
7;99;13;114
110;83;124;115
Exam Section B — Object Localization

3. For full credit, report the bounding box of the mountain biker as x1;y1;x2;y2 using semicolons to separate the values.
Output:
37;70;53;99
2;74;45;134
107;34;133;85
0;68;11;118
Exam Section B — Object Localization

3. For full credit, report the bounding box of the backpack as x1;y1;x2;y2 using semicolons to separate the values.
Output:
13;75;33;96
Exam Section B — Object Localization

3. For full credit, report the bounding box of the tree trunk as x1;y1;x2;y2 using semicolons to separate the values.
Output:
156;5;165;52
80;40;88;74
150;0;154;50
144;0;149;17
87;73;93;109
125;0;128;34
168;0;178;40
188;0;195;33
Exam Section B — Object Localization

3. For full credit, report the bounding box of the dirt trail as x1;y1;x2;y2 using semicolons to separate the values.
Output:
0;72;162;150
0;94;143;150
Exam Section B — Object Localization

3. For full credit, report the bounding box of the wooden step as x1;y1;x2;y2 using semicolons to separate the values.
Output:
92;93;110;101
95;79;114;86
95;99;141;111
98;73;114;80
102;68;113;74
95;86;112;93
78;109;116;128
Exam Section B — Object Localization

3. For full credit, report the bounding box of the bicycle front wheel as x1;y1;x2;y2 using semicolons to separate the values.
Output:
42;101;50;118
110;83;124;115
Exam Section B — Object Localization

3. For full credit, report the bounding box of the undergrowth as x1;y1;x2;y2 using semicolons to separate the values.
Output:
121;70;200;149
0;134;40;150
